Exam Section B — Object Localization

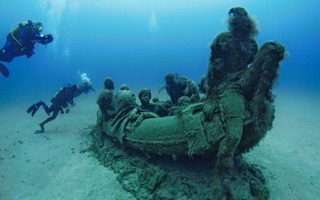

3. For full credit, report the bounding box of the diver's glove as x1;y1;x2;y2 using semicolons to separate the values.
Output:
38;34;54;45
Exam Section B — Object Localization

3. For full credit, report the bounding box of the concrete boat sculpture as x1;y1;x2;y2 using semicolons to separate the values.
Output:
91;7;285;200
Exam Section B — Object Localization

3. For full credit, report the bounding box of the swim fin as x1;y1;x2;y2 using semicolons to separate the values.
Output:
0;62;9;77
27;104;35;113
27;104;39;117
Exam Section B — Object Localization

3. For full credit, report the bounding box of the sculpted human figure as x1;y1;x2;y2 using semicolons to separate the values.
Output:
168;96;191;116
164;72;200;104
96;77;115;122
136;88;169;117
204;7;259;171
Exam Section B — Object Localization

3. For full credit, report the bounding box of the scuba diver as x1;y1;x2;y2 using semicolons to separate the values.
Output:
0;20;53;77
76;81;95;97
27;84;78;134
75;73;95;97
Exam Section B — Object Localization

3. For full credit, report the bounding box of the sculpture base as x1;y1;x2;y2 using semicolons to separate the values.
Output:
91;126;269;200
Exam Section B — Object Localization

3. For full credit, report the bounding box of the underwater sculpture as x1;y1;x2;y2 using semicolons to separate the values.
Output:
92;7;285;200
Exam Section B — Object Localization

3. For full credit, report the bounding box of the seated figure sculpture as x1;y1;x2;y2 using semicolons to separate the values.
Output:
134;88;169;117
96;77;115;122
164;72;200;104
129;88;170;128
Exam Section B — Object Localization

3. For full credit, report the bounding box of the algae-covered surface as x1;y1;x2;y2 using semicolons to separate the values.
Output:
91;132;268;200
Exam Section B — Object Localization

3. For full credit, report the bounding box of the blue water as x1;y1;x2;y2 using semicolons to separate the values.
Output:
0;0;319;106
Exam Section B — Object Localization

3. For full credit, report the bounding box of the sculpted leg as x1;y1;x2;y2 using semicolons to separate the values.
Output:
215;89;245;171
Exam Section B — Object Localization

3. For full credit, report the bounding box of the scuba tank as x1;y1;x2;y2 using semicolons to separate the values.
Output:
8;20;43;46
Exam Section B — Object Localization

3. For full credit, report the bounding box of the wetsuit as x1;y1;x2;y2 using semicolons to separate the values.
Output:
0;20;53;77
27;85;77;133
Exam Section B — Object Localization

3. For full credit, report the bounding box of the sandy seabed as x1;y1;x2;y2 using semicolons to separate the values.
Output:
0;91;319;200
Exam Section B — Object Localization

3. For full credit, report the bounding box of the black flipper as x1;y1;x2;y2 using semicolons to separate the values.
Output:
0;62;9;77
27;105;35;113
34;124;45;134
27;104;39;117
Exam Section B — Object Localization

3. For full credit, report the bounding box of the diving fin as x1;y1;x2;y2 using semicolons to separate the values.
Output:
27;104;40;117
27;104;35;113
0;62;9;77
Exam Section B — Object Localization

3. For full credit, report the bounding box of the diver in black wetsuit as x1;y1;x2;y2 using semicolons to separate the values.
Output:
75;81;95;97
27;84;78;133
75;73;95;97
0;20;53;77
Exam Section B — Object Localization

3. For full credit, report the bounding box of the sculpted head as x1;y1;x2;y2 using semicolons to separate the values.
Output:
227;7;258;39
